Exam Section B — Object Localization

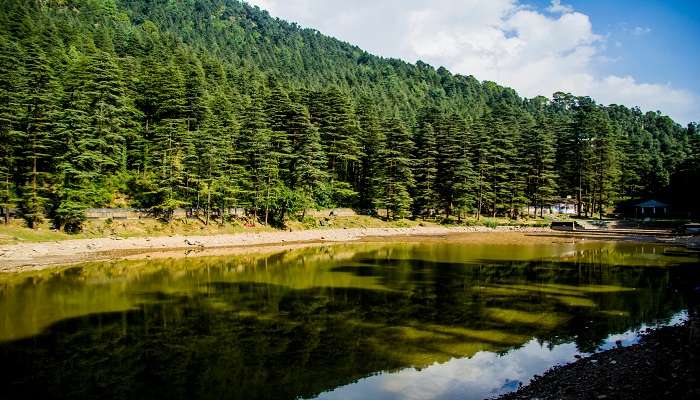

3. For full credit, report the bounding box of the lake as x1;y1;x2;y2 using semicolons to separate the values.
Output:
1;233;698;400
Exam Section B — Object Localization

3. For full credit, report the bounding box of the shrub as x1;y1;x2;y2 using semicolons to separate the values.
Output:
483;218;499;229
54;201;87;233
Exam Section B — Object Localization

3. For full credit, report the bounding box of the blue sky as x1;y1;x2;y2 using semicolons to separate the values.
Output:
544;0;700;100
248;0;698;124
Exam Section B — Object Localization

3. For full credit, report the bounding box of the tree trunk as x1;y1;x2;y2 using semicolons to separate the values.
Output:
31;148;38;229
264;188;269;225
205;186;211;226
3;174;9;224
533;198;538;219
221;199;226;225
476;178;483;221
577;164;583;217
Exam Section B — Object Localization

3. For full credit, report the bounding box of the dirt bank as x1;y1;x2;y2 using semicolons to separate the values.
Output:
495;317;700;400
0;226;551;273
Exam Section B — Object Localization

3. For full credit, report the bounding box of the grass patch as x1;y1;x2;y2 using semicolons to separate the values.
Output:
482;218;499;229
0;218;276;245
0;223;77;244
0;213;556;245
0;215;433;244
286;215;432;231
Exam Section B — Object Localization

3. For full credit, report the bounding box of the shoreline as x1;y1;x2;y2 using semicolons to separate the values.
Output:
0;226;551;273
495;317;700;400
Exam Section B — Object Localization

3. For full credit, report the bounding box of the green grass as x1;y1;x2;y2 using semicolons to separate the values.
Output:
0;224;83;245
286;215;431;231
1;216;424;245
0;214;559;245
0;219;276;245
482;218;499;229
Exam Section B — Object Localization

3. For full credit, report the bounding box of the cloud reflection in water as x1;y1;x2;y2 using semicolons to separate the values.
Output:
315;311;688;400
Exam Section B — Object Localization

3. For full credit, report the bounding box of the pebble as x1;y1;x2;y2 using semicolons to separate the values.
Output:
497;322;699;400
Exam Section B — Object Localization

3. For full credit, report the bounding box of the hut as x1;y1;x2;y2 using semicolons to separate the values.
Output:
633;200;669;218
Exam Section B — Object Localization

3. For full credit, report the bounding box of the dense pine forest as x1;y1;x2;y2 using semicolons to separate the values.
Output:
0;0;698;231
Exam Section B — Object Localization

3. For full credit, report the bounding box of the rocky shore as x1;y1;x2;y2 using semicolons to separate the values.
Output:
496;317;700;400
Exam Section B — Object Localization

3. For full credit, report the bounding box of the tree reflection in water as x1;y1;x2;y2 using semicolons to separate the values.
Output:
0;240;698;400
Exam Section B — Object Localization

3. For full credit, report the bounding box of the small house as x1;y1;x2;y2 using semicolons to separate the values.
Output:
633;200;669;218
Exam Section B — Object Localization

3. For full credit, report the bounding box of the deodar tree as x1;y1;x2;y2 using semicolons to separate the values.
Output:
0;0;695;231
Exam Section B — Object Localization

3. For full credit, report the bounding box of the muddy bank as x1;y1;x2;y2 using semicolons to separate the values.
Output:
495;318;700;400
0;226;551;272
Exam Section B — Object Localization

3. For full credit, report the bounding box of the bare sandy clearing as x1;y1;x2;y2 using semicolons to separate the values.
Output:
0;226;552;272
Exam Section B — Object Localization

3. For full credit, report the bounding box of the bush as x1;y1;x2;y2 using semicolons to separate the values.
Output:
54;201;87;233
461;218;477;227
301;216;319;229
483;218;499;229
392;219;413;228
441;216;458;225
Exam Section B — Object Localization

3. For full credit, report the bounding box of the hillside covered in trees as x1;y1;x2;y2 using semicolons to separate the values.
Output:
0;0;698;231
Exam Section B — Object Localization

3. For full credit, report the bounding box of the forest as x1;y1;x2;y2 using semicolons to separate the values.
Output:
0;0;698;231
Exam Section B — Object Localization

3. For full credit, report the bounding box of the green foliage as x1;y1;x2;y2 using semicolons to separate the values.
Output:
380;119;414;220
523;118;558;217
412;122;440;218
54;199;87;233
356;99;385;211
0;0;696;232
483;218;499;229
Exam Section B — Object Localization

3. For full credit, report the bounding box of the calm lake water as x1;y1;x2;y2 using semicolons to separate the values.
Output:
1;234;699;400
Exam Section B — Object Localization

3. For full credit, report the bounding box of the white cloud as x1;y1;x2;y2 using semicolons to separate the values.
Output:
245;0;697;124
631;26;652;36
588;76;695;119
547;0;574;14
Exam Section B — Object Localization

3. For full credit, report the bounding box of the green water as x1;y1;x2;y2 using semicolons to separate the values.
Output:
0;235;698;400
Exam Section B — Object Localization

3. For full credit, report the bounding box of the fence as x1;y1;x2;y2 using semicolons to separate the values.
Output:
305;208;358;218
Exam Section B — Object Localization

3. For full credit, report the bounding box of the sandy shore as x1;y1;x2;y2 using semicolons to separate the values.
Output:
0;226;551;273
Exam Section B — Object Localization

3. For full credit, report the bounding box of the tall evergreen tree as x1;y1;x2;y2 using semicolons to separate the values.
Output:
412;122;440;218
209;87;246;223
484;113;517;217
306;88;362;204
452;141;477;220
0;0;696;229
434;113;468;217
56;50;139;224
356;99;386;211
590;117;618;217
380;118;414;220
17;41;61;227
148;62;190;218
288;104;328;212
558;98;595;216
0;36;24;223
471;116;493;220
523;118;558;216
240;92;283;224
617;125;652;199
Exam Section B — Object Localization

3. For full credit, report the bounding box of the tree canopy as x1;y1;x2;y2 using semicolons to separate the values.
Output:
0;0;697;230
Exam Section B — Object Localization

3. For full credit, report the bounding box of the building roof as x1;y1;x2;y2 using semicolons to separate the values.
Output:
635;200;669;208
